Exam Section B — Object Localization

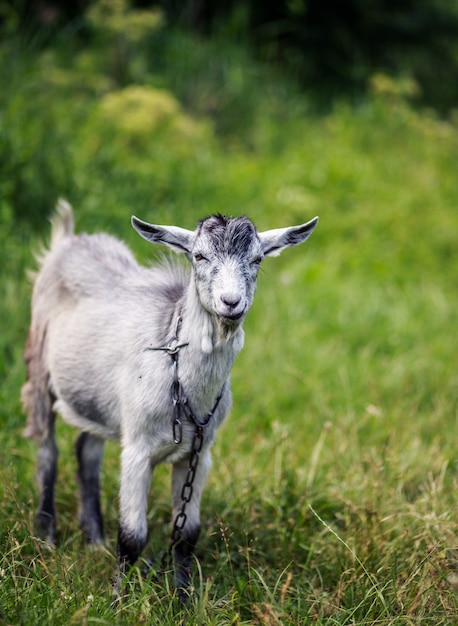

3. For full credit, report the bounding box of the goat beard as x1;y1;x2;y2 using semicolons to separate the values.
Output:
200;313;243;353
215;316;240;345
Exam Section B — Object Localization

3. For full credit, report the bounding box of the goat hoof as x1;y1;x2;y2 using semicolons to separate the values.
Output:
176;585;192;604
85;532;105;547
142;557;159;581
111;572;126;605
35;512;56;546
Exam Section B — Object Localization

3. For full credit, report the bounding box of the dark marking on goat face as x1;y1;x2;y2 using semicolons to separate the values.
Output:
197;215;259;258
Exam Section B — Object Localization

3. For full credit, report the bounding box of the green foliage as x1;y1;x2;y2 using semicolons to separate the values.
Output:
163;0;458;113
0;1;457;623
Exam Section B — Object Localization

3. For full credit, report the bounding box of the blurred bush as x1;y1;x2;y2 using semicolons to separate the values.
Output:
1;0;458;233
93;85;209;153
160;0;458;114
4;1;458;113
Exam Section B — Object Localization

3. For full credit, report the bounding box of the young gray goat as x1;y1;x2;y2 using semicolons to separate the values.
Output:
22;201;318;597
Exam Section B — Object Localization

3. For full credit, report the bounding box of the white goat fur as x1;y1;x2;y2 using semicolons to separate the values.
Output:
21;200;318;594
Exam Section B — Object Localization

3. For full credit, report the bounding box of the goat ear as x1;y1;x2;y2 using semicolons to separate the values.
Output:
131;216;194;254
258;216;319;257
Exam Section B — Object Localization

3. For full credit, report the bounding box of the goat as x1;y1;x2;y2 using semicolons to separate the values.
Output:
21;200;318;597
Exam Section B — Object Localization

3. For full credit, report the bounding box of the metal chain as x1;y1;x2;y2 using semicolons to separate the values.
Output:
148;314;225;570
164;424;205;569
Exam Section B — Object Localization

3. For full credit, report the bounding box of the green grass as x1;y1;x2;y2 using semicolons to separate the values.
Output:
1;2;457;624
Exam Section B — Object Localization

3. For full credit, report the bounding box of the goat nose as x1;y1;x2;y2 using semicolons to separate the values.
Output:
220;293;241;308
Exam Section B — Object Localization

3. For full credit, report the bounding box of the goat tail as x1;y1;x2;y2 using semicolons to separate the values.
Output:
28;199;74;281
21;198;70;440
50;198;74;250
21;327;54;442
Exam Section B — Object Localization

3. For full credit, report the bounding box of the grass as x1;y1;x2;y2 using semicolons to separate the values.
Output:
1;2;457;624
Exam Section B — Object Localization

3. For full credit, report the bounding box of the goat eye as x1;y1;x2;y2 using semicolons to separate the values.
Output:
194;253;206;262
252;257;263;266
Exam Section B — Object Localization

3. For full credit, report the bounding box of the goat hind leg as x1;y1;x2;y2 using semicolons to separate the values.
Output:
35;425;58;545
22;328;59;544
75;432;105;544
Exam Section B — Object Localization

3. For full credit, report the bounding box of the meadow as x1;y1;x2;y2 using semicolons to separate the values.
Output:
0;2;457;624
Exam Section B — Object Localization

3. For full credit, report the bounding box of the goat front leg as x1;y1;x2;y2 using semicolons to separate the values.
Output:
171;447;212;599
115;445;153;593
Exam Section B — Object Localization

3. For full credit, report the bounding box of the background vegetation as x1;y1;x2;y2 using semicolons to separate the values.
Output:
0;1;457;623
6;0;458;112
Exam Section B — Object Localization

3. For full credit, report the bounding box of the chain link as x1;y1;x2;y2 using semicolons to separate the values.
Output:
148;314;225;571
164;423;204;567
